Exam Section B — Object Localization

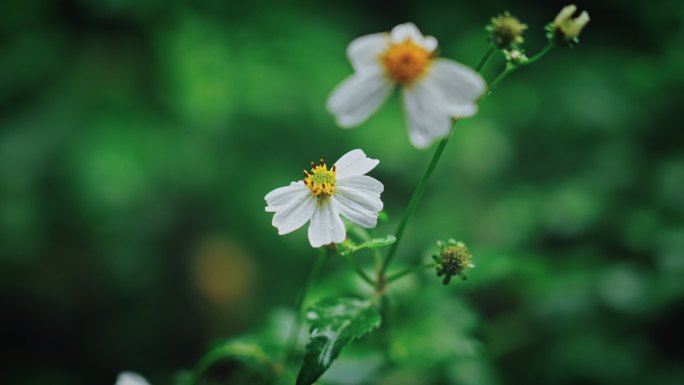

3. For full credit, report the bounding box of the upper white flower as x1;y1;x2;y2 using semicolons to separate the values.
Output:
327;22;486;149
115;372;150;385
265;149;384;248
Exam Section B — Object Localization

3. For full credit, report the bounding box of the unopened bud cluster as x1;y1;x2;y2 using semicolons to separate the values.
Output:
486;5;589;67
487;12;529;66
432;239;474;285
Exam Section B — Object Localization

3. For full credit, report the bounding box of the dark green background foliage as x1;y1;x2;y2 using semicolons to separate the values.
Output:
1;0;683;384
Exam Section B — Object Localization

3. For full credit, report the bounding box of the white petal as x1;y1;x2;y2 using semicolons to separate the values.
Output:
390;22;437;52
390;22;422;43
428;59;485;117
402;83;452;149
265;181;308;212
271;189;316;235
332;196;378;228
327;71;393;128
335;182;383;213
334;149;379;178
347;33;389;72
115;372;150;385
420;35;438;52
333;176;384;228
337;175;384;194
308;200;346;247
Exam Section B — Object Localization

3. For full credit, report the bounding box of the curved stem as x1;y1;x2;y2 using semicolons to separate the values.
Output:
486;43;554;96
343;253;375;287
525;43;554;66
380;131;453;276
387;262;435;284
380;44;552;278
379;46;498;277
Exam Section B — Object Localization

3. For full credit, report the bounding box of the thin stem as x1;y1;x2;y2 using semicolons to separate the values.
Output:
380;44;550;278
283;250;327;363
379;293;397;363
525;43;554;66
379;46;497;277
380;131;453;276
387;262;435;284
373;248;383;280
486;43;554;95
475;45;497;72
343;253;376;287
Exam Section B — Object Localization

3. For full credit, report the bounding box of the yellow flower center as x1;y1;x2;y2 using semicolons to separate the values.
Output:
303;160;336;197
381;40;432;85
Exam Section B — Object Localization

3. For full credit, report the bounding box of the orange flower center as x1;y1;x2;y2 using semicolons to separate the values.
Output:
381;40;432;85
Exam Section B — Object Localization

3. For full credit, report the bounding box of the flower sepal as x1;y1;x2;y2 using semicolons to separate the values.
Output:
504;49;529;66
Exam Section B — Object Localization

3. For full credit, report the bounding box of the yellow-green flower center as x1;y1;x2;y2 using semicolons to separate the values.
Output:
380;40;432;85
304;160;336;197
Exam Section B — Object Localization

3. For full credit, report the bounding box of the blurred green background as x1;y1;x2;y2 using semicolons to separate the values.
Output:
1;0;683;384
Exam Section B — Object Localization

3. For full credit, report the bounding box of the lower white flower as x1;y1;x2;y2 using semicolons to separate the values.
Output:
115;372;150;385
265;149;384;248
327;22;486;149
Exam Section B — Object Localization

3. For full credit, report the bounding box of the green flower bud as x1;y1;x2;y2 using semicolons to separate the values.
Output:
487;12;527;50
547;5;590;47
504;49;528;65
432;239;474;285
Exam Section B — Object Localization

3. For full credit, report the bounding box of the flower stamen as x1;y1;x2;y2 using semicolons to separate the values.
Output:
303;159;336;197
380;40;432;85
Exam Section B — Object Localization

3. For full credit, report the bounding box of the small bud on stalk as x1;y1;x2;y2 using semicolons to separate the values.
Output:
432;239;475;285
504;49;529;65
487;12;527;50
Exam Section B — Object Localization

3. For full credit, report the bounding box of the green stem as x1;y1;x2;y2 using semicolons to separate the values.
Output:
475;45;497;72
486;43;553;96
525;43;554;65
283;250;327;363
380;44;551;278
379;46;497;277
343;253;376;287
380;131;453;276
379;293;397;363
387;262;435;284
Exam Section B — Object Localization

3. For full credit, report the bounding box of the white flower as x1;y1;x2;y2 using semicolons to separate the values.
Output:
265;149;384;248
327;22;486;149
115;372;150;385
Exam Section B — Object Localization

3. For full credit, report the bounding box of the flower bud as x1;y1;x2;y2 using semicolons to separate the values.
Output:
432;239;474;285
487;12;527;50
547;5;590;46
504;49;528;65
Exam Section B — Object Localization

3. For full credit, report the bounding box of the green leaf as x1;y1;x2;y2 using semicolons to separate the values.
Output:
194;339;277;385
296;297;382;385
339;235;397;256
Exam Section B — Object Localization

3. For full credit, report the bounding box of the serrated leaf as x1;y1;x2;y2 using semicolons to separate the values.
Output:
296;297;382;385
